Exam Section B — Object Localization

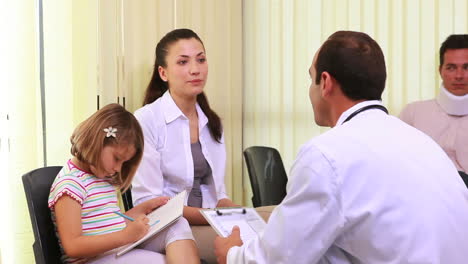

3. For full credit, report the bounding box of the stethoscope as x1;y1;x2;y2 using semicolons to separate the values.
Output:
342;104;388;123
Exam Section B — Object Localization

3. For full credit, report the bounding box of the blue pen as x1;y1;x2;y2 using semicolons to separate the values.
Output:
151;220;160;227
114;211;135;221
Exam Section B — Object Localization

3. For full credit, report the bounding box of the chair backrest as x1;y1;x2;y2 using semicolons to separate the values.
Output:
459;171;468;188
22;166;63;264
121;187;134;211
243;146;288;207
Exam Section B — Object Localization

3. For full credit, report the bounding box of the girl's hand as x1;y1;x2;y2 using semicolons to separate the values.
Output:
124;215;150;243
143;196;170;214
128;196;170;216
149;196;170;210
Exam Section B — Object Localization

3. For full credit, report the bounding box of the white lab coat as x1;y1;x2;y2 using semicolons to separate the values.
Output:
132;91;228;208
228;101;468;264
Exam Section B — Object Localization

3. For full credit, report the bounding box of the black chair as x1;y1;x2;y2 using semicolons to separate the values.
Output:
459;171;468;188
22;166;137;263
121;187;134;211
22;166;63;264
243;146;288;207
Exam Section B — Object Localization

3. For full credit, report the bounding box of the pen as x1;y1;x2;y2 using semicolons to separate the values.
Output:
151;220;160;227
114;211;135;221
115;211;160;226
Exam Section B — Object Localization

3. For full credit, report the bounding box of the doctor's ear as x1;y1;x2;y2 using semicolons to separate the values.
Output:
158;66;168;82
320;71;334;97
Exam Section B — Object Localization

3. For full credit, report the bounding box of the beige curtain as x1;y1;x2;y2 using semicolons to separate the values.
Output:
0;1;42;263
242;0;468;204
3;1;41;263
3;1;99;262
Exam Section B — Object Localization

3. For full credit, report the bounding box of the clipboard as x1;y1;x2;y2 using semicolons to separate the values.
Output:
200;207;266;243
116;190;187;256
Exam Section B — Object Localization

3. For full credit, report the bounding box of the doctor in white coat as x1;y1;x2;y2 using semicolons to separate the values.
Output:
214;31;468;264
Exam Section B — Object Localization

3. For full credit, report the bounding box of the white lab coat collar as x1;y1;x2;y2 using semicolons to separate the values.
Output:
336;100;384;126
161;91;209;129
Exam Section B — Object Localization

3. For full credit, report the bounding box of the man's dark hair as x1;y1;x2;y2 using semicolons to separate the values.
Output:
439;34;468;67
315;31;386;101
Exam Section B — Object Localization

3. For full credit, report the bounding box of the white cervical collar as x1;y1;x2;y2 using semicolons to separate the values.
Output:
436;83;468;116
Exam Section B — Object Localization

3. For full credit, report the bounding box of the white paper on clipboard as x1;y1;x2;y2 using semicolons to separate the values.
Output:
200;207;266;242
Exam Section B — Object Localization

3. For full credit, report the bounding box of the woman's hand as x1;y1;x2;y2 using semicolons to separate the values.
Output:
216;198;239;208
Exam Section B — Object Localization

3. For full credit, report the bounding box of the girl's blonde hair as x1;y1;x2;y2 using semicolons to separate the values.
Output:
70;103;143;192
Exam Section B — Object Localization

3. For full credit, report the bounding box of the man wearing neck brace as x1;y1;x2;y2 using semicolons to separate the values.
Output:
400;34;468;175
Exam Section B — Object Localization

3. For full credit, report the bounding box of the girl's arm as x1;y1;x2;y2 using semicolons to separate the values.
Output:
54;195;149;258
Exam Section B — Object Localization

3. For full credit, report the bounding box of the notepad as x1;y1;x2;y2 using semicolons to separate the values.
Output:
200;207;266;243
116;190;186;257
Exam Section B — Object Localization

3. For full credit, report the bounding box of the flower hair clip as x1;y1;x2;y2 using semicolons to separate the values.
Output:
103;127;118;138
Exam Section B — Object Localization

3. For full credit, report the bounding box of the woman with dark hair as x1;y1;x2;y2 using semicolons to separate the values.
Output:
132;28;237;225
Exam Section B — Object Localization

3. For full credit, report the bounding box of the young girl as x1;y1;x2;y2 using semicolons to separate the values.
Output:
48;103;200;264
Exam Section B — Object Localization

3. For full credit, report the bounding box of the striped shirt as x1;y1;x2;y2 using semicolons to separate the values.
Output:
48;160;126;264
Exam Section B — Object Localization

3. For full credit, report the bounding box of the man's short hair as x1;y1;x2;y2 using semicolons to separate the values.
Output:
315;31;386;101
439;34;468;67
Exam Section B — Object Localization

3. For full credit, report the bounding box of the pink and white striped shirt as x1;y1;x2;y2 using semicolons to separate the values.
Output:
48;160;126;263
